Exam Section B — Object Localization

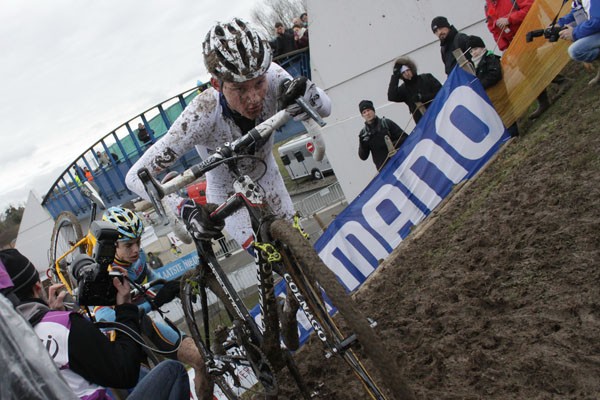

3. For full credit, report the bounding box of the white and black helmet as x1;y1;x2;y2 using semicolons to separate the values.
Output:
203;18;272;82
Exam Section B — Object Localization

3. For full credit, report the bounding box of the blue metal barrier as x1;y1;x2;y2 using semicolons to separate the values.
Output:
43;50;312;219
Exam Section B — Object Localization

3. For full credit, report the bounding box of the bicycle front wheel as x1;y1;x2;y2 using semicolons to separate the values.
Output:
49;211;85;291
270;219;415;400
180;269;277;399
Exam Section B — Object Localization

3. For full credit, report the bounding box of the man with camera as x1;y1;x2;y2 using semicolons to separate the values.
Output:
557;0;600;85
0;248;191;400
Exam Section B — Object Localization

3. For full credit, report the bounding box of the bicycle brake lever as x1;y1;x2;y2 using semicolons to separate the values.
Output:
295;96;326;127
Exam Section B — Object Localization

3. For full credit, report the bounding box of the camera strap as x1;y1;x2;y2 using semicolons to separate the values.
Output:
550;0;571;27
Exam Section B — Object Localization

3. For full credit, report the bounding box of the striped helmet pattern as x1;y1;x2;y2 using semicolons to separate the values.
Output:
203;18;272;83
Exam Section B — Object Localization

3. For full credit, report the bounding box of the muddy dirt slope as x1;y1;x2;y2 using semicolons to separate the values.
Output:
291;62;600;400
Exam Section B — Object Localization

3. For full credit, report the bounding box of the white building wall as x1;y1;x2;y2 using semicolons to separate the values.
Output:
307;0;497;201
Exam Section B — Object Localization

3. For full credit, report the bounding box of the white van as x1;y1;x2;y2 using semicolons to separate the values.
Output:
278;134;333;180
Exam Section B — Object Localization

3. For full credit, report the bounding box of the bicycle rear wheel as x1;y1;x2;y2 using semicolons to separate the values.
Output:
49;211;85;291
270;219;415;400
180;269;277;399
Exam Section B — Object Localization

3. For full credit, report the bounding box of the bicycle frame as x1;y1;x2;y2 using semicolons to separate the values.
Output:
54;234;95;294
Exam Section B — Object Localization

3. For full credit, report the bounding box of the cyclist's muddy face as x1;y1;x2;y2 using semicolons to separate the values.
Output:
115;238;141;264
221;75;268;120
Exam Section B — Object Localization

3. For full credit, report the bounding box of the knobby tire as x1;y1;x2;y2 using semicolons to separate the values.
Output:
270;219;416;400
49;211;85;290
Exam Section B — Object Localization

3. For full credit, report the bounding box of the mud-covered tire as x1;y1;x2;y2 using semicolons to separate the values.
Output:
49;211;85;291
270;219;415;400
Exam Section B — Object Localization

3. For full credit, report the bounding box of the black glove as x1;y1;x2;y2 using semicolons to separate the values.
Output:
279;76;324;121
153;280;180;308
393;63;403;76
359;129;372;142
278;76;307;109
179;199;225;240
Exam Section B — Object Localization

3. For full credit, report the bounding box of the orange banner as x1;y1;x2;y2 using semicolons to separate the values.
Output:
486;0;572;126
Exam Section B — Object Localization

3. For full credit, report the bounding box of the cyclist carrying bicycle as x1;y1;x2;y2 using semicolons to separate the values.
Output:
94;206;212;400
124;18;332;351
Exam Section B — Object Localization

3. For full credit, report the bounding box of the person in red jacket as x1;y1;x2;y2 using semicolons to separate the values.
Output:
485;0;565;119
485;0;534;51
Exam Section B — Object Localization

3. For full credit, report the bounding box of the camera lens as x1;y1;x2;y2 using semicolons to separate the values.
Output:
70;254;98;282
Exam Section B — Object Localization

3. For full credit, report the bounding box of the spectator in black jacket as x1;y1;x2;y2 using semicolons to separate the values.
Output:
467;35;502;89
0;248;191;400
467;35;519;137
387;57;442;124
137;122;154;149
273;22;296;57
431;16;471;75
357;100;407;171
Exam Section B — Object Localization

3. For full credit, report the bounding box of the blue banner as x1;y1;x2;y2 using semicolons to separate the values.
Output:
315;67;510;291
153;252;199;280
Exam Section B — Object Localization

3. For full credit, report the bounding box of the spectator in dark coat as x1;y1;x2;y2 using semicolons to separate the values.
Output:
467;35;503;89
431;16;471;75
273;22;296;57
293;24;309;49
468;35;519;137
387;57;442;124
137;122;154;147
357;100;408;171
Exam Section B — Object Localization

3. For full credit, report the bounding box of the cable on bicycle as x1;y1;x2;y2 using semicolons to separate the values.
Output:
94;320;181;355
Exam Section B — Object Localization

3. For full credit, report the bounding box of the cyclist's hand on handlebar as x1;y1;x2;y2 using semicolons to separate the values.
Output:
280;77;324;121
179;199;225;240
153;280;180;308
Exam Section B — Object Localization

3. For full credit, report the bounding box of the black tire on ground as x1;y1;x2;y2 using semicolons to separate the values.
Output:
270;219;416;400
49;211;85;290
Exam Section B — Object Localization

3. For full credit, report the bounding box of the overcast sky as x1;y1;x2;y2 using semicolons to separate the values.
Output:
0;0;261;213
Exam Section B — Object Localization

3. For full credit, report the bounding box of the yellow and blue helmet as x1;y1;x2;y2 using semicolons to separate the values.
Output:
102;206;144;241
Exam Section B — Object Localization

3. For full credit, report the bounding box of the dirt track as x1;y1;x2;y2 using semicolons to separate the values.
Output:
282;62;600;399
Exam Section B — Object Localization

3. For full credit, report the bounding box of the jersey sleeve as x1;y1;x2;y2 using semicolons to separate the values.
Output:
125;90;219;201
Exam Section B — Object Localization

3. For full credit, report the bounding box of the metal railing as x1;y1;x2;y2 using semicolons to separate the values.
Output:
293;182;346;218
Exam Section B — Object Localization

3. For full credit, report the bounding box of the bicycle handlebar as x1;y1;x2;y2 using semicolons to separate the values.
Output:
130;278;167;298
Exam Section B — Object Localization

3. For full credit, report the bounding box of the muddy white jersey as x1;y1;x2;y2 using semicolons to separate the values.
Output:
126;63;330;248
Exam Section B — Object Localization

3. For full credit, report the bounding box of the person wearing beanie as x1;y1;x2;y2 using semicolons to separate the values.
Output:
467;36;521;136
0;249;35;306
387;57;442;124
0;248;191;400
357;100;407;170
431;16;472;75
467;35;503;90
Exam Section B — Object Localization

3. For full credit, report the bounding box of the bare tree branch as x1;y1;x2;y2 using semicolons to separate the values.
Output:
249;0;307;39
